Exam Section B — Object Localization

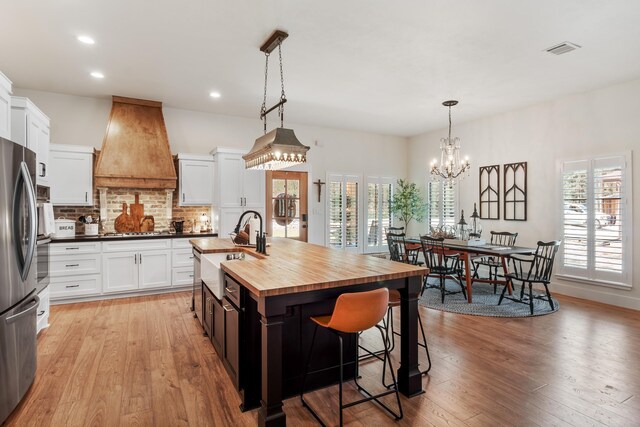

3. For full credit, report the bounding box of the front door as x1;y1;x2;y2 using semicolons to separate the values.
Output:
266;171;308;242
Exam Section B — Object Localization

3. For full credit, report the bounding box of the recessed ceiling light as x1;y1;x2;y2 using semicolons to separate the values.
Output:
209;91;221;99
90;71;104;79
77;35;95;45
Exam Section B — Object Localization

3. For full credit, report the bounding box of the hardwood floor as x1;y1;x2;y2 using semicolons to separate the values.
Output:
5;291;640;426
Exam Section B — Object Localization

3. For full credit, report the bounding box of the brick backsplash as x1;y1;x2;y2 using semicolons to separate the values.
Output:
53;188;211;234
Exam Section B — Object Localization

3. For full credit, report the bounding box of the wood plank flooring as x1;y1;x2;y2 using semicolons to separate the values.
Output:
5;291;640;426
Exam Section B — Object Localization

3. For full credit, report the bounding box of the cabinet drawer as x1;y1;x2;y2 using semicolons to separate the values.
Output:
224;275;241;308
172;238;193;249
50;254;101;277
102;239;171;252
172;267;194;286
50;274;101;299
173;248;195;268
37;286;50;334
50;241;101;255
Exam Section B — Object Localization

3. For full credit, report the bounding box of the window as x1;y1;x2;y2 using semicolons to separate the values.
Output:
327;173;361;251
558;154;633;288
426;180;458;232
366;177;394;252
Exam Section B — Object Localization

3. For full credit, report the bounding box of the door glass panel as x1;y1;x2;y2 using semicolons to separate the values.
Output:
288;179;300;197
272;179;286;198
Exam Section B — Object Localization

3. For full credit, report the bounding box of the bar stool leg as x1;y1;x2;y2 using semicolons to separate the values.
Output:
300;324;325;426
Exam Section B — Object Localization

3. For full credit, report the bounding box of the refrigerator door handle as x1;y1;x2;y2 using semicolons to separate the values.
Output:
5;295;40;325
12;162;38;281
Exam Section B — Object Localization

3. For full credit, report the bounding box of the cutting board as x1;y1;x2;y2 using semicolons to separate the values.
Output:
130;194;144;232
114;203;135;233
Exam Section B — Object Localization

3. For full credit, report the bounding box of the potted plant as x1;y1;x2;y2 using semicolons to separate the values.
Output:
391;179;427;231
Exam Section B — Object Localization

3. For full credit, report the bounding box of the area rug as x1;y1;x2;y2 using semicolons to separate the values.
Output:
418;279;560;317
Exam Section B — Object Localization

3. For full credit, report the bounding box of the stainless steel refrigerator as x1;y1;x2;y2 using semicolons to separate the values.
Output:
0;136;39;424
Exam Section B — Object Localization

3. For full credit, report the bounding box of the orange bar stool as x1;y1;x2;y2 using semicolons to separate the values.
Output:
300;288;403;426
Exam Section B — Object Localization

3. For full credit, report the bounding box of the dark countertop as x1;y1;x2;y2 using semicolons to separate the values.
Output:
50;232;218;243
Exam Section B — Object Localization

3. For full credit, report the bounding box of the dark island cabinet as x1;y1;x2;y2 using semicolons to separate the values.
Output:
202;285;214;339
211;294;224;355
223;296;241;389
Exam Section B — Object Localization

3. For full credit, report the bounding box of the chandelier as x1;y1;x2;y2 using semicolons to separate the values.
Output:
430;100;470;183
243;30;310;170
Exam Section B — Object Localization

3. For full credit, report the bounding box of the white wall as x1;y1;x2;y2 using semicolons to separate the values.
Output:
408;79;640;310
14;88;409;246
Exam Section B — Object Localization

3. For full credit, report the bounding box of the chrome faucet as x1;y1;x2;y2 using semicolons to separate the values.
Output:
233;210;268;255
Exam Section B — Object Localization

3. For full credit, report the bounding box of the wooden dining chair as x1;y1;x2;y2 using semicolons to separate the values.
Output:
472;231;518;293
420;235;466;303
498;240;561;315
386;230;421;265
300;288;403;426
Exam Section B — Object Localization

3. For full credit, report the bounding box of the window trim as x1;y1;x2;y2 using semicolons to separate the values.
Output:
556;151;633;288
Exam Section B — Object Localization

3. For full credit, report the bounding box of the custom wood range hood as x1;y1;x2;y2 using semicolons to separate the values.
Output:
95;96;177;189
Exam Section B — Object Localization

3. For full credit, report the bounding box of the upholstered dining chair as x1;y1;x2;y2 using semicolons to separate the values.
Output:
472;231;518;293
498;240;561;315
420;235;466;303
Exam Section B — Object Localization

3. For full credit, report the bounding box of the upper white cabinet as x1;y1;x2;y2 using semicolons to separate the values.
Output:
49;144;94;206
212;148;265;208
11;97;51;186
177;153;214;206
0;72;12;140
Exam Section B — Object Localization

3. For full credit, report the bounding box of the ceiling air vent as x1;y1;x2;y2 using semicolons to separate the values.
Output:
545;42;581;55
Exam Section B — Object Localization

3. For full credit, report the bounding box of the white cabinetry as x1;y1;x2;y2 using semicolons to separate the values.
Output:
36;286;50;334
49;242;102;300
49;144;94;206
0;72;12;140
172;238;195;287
211;148;265;235
177;153;215;206
11;97;50;186
102;239;172;294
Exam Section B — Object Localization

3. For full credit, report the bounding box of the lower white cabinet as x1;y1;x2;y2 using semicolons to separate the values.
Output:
36;286;50;334
103;249;171;294
50;238;190;302
50;275;102;299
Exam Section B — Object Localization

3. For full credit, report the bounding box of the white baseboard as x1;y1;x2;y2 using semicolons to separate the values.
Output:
550;280;640;311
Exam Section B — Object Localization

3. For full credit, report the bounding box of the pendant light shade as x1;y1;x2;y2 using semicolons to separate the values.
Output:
243;128;309;170
244;29;310;170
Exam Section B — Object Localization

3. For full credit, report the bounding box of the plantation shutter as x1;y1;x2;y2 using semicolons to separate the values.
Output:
327;173;362;251
366;177;394;252
427;180;458;231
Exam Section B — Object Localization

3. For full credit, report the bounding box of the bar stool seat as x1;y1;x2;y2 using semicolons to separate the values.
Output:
300;288;403;426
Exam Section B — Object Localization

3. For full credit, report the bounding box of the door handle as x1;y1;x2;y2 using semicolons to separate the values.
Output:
6;295;40;325
12;162;38;281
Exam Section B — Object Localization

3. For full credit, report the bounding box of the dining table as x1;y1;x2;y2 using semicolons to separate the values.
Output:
405;238;536;303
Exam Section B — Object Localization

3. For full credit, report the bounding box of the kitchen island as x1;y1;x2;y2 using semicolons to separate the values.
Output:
190;237;428;427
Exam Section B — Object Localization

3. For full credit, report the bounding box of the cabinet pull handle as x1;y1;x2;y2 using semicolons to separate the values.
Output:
134;254;137;264
38;310;45;316
139;254;142;264
65;247;80;250
65;284;80;288
65;264;80;267
225;286;236;293
189;274;194;278
39;162;46;177
183;193;185;202
222;303;235;312
85;192;88;202
189;256;194;259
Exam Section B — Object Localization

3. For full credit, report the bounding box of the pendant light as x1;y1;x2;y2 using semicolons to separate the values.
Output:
243;30;310;170
430;100;470;185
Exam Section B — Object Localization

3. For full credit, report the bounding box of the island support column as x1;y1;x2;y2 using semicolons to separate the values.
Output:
398;275;424;396
258;298;286;427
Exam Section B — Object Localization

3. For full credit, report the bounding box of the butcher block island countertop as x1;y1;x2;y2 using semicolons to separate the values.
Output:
189;237;428;297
